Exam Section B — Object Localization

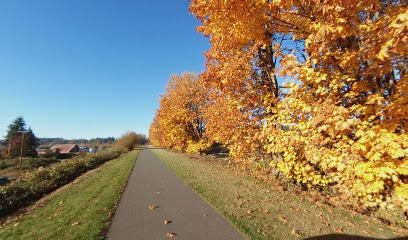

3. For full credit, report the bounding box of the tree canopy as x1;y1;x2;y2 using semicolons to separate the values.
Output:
151;0;408;213
2;117;39;158
149;72;209;153
113;131;147;152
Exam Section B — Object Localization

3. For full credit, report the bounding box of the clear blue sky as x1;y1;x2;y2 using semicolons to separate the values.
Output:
0;0;209;139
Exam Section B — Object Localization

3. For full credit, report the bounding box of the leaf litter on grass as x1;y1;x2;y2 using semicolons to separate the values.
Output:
152;149;408;240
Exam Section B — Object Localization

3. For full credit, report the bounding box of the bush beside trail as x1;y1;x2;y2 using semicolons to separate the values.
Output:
0;151;121;217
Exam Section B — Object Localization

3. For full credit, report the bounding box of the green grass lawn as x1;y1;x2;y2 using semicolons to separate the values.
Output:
152;148;408;240
0;150;139;240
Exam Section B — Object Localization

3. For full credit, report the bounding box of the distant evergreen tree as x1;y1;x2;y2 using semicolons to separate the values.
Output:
2;117;39;158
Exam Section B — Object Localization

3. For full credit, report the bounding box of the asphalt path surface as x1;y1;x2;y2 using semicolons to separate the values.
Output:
107;148;246;240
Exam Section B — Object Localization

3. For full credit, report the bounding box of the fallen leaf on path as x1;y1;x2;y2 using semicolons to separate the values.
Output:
292;228;302;237
264;210;270;214
204;214;208;217
149;205;155;210
166;232;177;238
164;220;172;225
72;221;80;226
334;227;343;233
278;216;287;223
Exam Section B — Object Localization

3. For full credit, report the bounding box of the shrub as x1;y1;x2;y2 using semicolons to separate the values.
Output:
28;158;59;168
186;140;211;154
113;132;147;152
0;151;121;216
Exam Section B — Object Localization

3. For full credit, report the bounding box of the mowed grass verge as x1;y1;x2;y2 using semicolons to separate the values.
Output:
152;149;408;240
0;150;139;240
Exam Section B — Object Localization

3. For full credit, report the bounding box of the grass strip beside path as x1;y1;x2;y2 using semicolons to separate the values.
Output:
0;150;139;240
152;149;408;240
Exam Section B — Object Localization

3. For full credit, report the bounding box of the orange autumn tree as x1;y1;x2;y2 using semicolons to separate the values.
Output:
191;0;292;164
149;115;164;147
149;72;209;153
190;0;408;211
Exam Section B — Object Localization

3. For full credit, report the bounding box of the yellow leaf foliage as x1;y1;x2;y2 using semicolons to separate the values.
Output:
149;72;209;152
165;0;408;212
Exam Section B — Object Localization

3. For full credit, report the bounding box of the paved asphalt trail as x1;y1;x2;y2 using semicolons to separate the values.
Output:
107;148;246;240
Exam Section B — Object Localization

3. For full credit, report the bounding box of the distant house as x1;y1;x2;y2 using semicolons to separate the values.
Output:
50;144;80;154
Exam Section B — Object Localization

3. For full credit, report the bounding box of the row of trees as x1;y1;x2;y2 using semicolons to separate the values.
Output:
38;137;116;146
2;117;148;159
150;0;408;212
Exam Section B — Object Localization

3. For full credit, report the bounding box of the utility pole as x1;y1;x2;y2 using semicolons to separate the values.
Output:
17;130;29;170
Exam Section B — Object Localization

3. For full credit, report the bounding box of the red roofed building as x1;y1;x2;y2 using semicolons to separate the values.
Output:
50;144;80;154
